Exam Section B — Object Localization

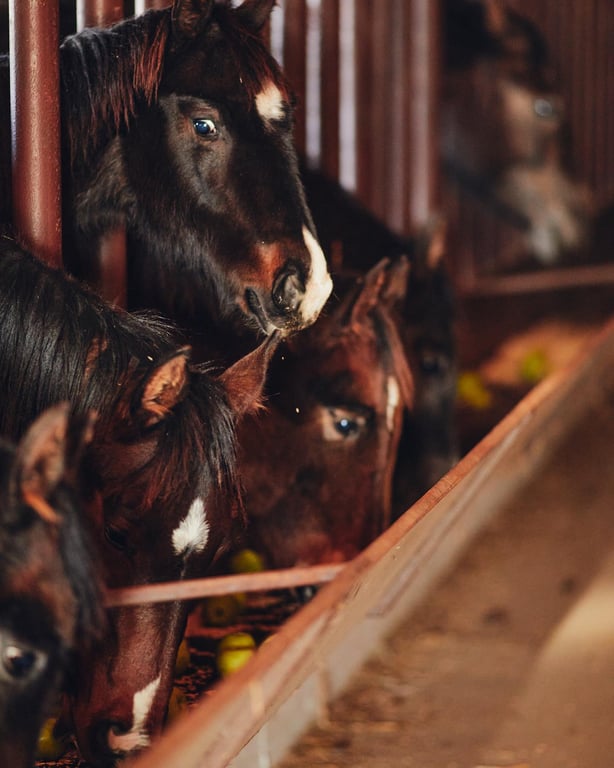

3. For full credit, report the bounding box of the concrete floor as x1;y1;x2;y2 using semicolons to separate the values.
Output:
277;394;614;768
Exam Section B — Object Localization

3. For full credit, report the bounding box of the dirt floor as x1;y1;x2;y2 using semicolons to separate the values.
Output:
276;305;614;768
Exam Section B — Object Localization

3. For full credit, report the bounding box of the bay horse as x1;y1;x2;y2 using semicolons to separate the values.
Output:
238;257;415;567
302;166;459;515
0;0;331;348
442;0;590;265
0;404;103;768
0;237;276;766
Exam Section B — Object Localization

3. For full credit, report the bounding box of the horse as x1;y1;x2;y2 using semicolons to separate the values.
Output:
441;0;591;266
301;165;459;515
0;0;332;351
0;404;103;768
237;257;415;568
0;237;276;766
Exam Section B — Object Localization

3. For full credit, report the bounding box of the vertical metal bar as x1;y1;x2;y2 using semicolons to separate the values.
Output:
77;0;124;29
407;0;440;230
9;0;62;267
134;0;171;12
76;0;127;308
319;0;340;179
283;0;308;157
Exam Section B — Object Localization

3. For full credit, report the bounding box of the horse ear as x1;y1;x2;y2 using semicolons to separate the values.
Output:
139;348;190;427
235;0;276;33
219;331;280;417
14;404;72;525
171;0;215;42
414;215;448;275
380;255;411;307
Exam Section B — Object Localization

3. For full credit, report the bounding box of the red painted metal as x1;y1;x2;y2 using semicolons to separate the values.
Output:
77;0;123;29
8;0;62;267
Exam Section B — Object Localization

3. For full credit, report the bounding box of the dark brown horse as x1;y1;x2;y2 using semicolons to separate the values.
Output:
0;404;103;768
442;0;590;265
238;258;415;567
0;0;331;350
0;238;275;766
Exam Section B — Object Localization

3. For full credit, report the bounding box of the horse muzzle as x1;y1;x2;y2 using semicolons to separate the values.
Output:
246;227;333;335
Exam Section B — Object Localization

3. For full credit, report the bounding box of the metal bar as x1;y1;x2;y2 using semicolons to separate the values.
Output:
406;0;440;229
9;0;62;266
77;0;127;307
105;563;346;608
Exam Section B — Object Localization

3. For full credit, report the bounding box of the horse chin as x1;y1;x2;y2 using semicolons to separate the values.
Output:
244;288;303;336
244;288;278;335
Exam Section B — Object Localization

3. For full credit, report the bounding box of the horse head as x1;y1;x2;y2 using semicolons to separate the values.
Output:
67;334;277;767
0;405;103;768
238;258;414;567
61;0;332;339
442;0;591;264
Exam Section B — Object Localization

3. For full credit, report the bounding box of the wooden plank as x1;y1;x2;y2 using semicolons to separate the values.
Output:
126;316;614;768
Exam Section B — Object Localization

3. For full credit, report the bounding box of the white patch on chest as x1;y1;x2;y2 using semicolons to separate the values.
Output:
107;674;161;753
386;376;400;432
299;225;333;324
172;497;210;556
256;81;285;122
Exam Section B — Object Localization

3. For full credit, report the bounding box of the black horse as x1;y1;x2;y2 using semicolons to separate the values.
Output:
0;404;103;768
0;0;332;356
0;237;276;766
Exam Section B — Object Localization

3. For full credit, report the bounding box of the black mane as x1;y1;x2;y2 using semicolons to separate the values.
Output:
0;239;239;507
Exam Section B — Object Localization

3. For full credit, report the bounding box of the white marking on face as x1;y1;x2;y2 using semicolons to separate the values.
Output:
300;225;333;325
386;376;400;432
107;674;161;753
172;497;210;557
256;81;285;123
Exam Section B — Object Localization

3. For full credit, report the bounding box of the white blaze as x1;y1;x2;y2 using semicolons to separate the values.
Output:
256;81;285;123
108;674;161;753
300;225;333;324
386;376;400;432
172;497;210;556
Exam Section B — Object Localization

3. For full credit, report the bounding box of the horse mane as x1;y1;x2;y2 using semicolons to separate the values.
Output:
61;9;170;168
0;241;240;521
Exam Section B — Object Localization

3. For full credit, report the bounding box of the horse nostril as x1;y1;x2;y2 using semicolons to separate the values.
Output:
90;719;128;760
272;268;304;314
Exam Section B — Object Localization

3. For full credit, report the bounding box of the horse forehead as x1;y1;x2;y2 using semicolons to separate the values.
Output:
172;497;210;557
255;80;286;122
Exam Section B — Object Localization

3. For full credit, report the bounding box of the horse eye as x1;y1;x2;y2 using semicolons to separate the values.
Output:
321;407;366;442
104;524;128;552
3;645;40;679
533;98;555;119
420;350;444;376
192;118;217;137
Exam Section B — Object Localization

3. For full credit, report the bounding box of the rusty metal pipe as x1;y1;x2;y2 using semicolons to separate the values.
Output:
9;0;62;267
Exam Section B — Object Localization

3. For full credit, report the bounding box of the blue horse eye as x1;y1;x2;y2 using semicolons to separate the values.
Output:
335;417;358;437
3;645;38;679
193;118;217;137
